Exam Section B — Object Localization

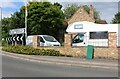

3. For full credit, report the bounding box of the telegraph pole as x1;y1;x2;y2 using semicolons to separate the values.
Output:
25;0;28;45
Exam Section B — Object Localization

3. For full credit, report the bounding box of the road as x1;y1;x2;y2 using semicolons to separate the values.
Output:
2;55;118;77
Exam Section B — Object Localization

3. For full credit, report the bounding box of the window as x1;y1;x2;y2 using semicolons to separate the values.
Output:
43;36;57;42
40;37;45;43
74;24;83;29
73;34;84;43
90;31;108;39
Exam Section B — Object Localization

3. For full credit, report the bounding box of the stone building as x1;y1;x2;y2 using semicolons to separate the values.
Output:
68;5;95;25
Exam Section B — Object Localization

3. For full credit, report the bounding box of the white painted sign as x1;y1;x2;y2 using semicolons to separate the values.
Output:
10;37;13;41
20;35;24;41
13;36;16;41
9;28;25;35
17;36;19;41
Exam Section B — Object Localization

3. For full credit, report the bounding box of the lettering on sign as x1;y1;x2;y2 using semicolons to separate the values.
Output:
9;28;25;35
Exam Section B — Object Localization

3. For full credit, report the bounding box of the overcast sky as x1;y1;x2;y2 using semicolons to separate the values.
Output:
0;0;119;23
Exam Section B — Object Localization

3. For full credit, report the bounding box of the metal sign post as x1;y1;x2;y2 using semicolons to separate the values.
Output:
12;35;14;46
21;34;24;45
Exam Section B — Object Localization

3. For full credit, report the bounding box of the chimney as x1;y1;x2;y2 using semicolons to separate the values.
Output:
89;5;94;19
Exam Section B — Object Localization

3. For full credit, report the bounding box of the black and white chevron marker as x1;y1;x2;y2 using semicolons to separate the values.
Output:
8;37;10;42
13;36;16;41
17;36;20;41
20;35;24;41
10;37;13;41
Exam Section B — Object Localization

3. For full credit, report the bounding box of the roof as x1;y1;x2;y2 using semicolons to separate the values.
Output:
66;21;118;33
95;20;107;24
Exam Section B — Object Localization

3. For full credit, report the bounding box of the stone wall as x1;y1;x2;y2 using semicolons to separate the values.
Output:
32;36;40;47
64;34;72;47
37;47;118;59
68;5;95;25
108;32;117;48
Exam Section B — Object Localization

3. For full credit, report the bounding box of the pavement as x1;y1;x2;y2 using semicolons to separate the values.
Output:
1;50;118;69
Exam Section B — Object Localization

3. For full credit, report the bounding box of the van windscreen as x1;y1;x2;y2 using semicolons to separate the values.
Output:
43;36;57;42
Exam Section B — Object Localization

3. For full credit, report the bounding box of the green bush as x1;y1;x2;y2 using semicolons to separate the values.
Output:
1;40;7;46
2;45;66;56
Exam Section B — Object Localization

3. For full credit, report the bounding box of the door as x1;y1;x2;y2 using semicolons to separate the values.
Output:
72;33;85;46
40;37;45;46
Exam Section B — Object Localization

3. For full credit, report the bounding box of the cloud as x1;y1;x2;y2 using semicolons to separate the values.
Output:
47;0;120;2
0;1;17;18
0;0;25;8
0;2;17;8
94;2;118;23
0;0;24;2
1;11;14;19
0;0;27;18
0;0;25;18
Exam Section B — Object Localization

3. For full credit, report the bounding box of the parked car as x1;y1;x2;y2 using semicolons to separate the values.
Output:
26;35;61;46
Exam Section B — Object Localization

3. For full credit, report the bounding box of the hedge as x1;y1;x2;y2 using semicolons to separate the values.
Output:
2;45;67;56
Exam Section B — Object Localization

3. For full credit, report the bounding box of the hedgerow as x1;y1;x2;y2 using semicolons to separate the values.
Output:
2;45;66;56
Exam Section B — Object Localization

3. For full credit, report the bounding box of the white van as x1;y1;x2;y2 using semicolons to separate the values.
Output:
26;35;61;46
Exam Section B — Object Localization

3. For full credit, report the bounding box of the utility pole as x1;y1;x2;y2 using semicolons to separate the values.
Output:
25;0;28;45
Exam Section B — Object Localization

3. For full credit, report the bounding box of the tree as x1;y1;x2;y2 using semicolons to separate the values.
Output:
10;11;25;29
54;2;62;9
2;6;25;39
112;12;120;23
63;4;101;20
27;2;64;37
93;8;101;20
2;2;64;39
63;4;78;19
2;18;11;38
83;5;90;13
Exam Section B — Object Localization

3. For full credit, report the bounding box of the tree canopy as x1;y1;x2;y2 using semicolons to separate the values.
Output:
63;4;78;19
2;18;11;38
27;2;64;36
63;4;101;20
112;12;120;24
2;2;64;38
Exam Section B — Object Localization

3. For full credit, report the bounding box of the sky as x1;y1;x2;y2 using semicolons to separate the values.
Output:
0;0;119;23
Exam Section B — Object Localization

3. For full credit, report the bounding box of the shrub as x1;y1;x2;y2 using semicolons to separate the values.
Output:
2;45;67;56
1;40;7;46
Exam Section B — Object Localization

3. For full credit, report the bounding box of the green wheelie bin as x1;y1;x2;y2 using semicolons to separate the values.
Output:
86;45;94;59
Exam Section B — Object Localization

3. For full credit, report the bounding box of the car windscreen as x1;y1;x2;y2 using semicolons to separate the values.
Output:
43;36;57;42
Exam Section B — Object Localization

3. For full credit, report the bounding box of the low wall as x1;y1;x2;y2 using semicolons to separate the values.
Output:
37;47;118;59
